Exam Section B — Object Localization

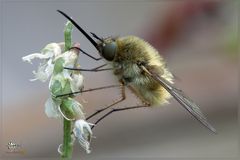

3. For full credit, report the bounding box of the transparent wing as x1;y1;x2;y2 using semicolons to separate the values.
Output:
141;65;217;134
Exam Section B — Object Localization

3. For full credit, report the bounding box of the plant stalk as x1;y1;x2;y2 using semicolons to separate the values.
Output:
61;21;74;160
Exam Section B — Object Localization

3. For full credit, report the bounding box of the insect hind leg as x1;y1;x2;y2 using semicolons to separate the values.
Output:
91;105;148;129
86;83;126;120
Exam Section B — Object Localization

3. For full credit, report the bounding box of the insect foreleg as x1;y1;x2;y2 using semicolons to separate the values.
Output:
70;47;102;61
86;83;126;120
64;67;113;72
55;84;121;98
64;64;113;72
91;105;148;129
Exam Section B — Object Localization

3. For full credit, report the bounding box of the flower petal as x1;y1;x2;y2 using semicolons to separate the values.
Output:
71;100;85;119
56;49;78;68
22;52;52;64
45;97;61;118
45;59;54;77
70;74;84;93
73;119;94;154
30;60;54;82
57;144;63;156
22;43;61;63
41;43;62;58
23;43;64;82
60;98;85;120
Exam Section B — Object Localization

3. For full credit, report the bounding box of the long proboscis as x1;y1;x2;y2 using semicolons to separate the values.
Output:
57;10;99;51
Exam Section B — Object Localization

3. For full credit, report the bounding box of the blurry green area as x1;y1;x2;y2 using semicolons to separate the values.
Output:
225;31;239;57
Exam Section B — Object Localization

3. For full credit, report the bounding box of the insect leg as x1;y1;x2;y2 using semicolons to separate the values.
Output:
91;64;107;69
86;83;126;120
64;65;113;72
55;84;121;98
91;105;148;129
70;47;102;61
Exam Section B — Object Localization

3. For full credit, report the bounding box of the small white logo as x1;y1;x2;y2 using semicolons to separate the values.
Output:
6;141;25;155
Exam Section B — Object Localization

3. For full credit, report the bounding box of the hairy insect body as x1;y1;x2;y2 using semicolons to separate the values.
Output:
113;36;173;105
57;10;217;133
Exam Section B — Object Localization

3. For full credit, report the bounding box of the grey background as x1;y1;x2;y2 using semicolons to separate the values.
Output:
0;0;239;160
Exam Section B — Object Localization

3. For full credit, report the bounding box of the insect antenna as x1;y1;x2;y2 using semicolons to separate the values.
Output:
90;32;104;43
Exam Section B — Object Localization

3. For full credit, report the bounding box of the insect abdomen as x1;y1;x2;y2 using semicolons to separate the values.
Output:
115;36;173;106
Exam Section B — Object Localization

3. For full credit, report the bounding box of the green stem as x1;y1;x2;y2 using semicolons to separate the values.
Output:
64;21;73;51
61;120;73;160
61;21;74;160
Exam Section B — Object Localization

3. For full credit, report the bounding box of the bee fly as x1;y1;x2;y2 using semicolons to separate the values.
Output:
57;10;216;133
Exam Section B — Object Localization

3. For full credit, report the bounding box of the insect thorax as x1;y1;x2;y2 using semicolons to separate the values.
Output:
112;36;155;84
111;36;173;105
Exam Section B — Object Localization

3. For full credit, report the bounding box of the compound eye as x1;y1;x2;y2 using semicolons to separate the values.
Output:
102;42;117;61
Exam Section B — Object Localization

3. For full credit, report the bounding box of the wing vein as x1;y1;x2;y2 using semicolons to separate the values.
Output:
141;65;217;134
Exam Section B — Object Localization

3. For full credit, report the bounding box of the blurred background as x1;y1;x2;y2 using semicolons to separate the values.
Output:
0;0;239;160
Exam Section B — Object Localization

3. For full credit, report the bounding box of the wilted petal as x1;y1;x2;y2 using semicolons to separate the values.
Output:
62;69;71;81
22;52;53;64
57;144;63;156
69;74;84;93
30;60;54;82
45;59;54;77
57;49;79;68
22;43;61;63
61;69;83;94
41;43;62;58
45;97;61;118
49;75;66;96
73;119;94;154
71;100;85;119
23;43;64;82
31;69;48;82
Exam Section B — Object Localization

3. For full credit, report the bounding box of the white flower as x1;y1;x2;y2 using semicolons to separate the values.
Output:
58;50;79;68
70;100;85;120
58;68;84;93
31;59;54;82
68;72;84;93
48;48;84;94
22;52;52;64
45;97;85;120
73;119;94;154
22;43;63;82
45;97;61;118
